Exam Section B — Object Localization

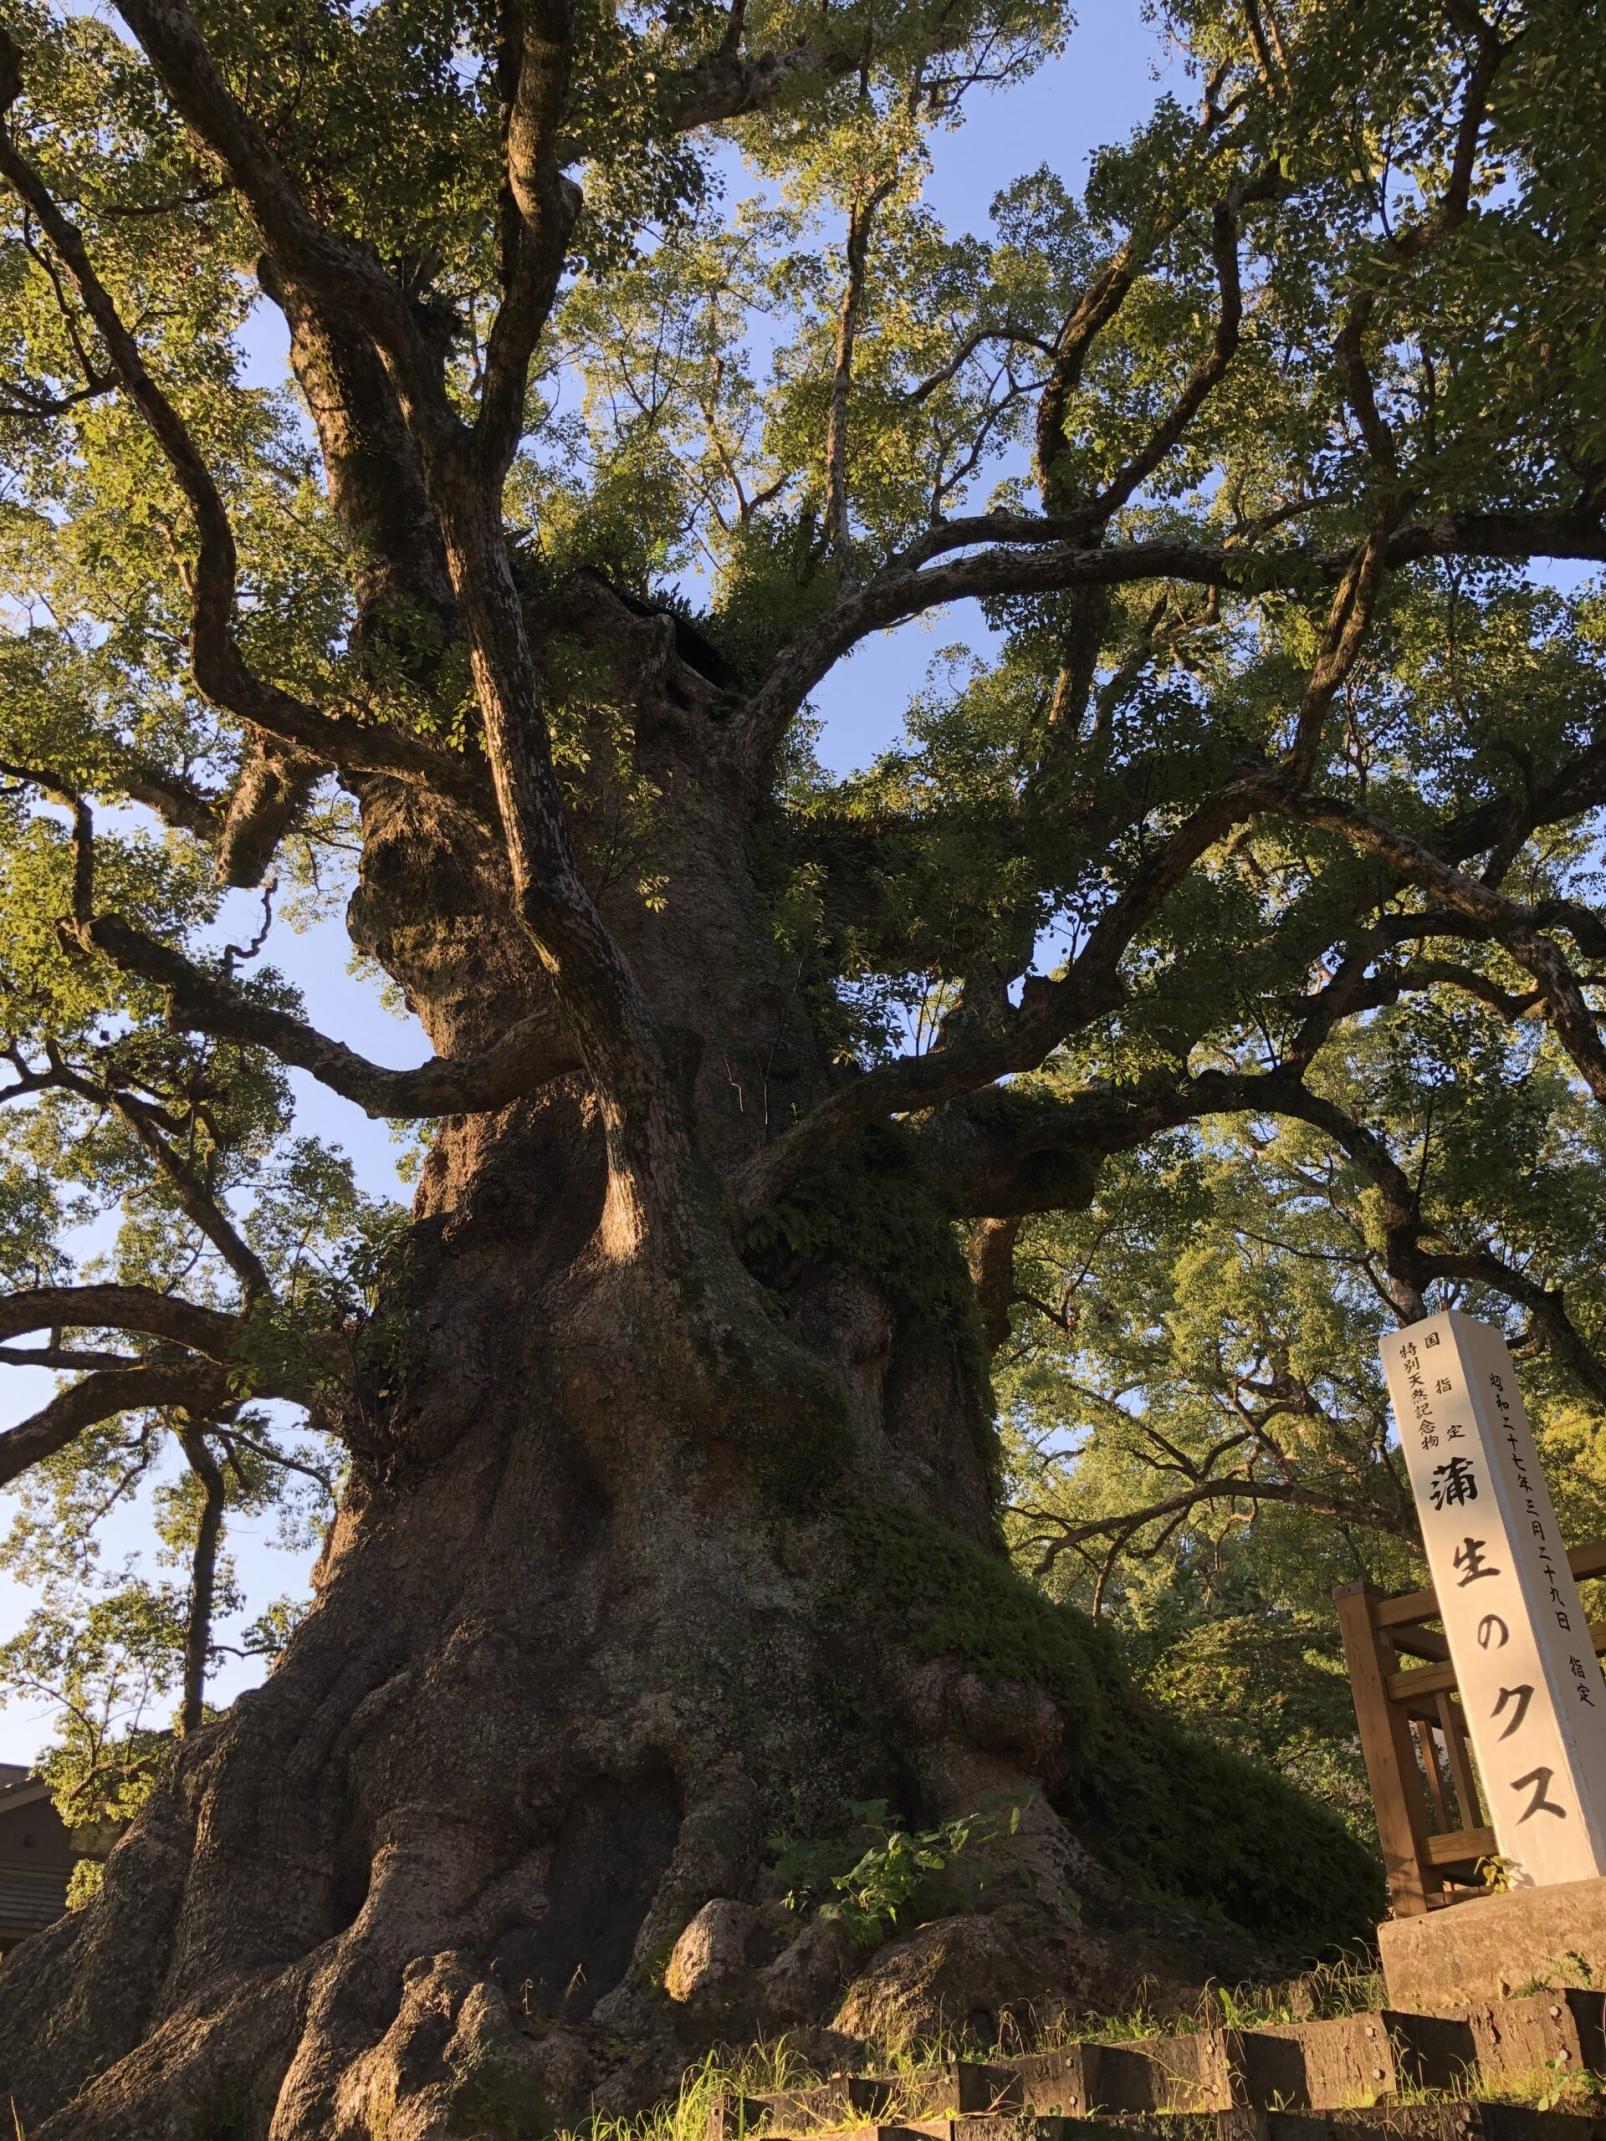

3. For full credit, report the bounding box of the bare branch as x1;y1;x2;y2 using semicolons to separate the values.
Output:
901;321;1055;408
1285;501;1398;783
0;373;113;418
175;1424;225;1736
97;1084;270;1301
1021;1475;1410;1576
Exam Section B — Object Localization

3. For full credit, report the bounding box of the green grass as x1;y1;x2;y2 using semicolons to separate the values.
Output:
1011;1951;1385;2047
1383;2059;1605;2116
544;1953;1394;2141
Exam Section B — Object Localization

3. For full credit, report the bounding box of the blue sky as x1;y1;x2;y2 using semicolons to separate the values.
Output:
0;1;1171;1762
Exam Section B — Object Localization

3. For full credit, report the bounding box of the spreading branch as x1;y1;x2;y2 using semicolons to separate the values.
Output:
1019;1474;1410;1576
736;509;1606;763
78;912;578;1118
0;37;482;815
0;1361;231;1492
0;1283;241;1358
110;1;451;436
1282;791;1606;1107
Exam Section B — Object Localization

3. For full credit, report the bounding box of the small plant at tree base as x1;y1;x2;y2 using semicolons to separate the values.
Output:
1513;1950;1597;1998
767;1798;1023;1949
1476;1854;1518;1895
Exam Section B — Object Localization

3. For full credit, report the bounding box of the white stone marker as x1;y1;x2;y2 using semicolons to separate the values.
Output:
1380;1308;1606;1887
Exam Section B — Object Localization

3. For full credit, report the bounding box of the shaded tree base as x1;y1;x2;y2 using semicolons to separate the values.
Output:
0;1777;1322;2141
0;1894;1269;2140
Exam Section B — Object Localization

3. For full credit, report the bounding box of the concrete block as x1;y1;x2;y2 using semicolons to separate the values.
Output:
963;2047;1095;2115
1463;1989;1606;2084
1093;2028;1239;2112
1380;1877;1606;2010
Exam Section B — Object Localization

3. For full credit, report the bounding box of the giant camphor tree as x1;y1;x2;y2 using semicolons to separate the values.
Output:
1;0;1605;2128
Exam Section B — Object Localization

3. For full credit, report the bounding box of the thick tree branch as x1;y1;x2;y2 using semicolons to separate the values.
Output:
106;5;678;1178
1089;189;1247;523
25;1003;272;1299
109;1;450;436
0;1283;241;1357
426;480;703;1237
939;1047;1606;1408
476;0;579;479
1035;233;1161;513
78;912;578;1118
966;1214;1021;1350
1286;503;1398;782
0;1361;231;1491
105;1092;268;1299
742;681;1606;1217
657;38;857;130
0;1345;143;1371
256;254;456;657
1;774;554;1123
212;743;323;892
823;174;897;582
734;775;1263;1212
117;763;221;840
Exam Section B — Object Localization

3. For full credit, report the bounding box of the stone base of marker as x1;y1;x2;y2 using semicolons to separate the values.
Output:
1379;1873;1606;2008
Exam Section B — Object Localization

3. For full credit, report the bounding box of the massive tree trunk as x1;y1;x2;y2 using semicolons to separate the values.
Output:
0;635;1373;2138
0;760;987;2132
0;14;1395;2119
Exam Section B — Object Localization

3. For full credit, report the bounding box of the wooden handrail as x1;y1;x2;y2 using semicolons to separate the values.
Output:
1389;1618;1606;1707
1388;1658;1457;1705
1388;1626;1450;1661
1375;1539;1606;1629
1424;1825;1497;1868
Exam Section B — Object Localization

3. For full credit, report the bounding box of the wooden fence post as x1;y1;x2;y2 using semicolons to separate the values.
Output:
1334;1579;1432;1916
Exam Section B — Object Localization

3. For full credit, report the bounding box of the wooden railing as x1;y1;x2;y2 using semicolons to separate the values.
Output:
1334;1539;1606;1916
